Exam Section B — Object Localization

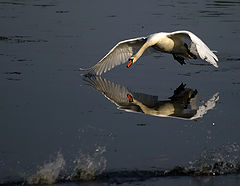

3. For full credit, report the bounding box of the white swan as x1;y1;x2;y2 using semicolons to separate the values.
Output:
82;30;218;75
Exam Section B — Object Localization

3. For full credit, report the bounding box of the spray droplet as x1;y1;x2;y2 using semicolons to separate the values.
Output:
27;152;65;184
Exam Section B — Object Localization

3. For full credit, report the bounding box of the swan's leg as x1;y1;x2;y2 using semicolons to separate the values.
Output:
173;54;186;65
188;51;197;59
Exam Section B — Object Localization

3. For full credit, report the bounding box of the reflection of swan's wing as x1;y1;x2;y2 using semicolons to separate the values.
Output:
190;92;219;120
168;31;218;68
82;37;147;75
83;76;130;105
83;76;142;112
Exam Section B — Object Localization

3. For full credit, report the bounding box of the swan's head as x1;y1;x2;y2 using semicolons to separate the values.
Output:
127;56;136;68
127;94;134;102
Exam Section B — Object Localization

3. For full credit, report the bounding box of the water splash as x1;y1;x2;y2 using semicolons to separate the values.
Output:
187;143;240;175
27;152;65;184
69;146;107;181
95;144;240;184
26;146;106;184
1;144;240;185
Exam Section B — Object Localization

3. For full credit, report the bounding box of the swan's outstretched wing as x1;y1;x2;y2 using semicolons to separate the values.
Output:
168;30;218;67
82;37;147;75
83;76;142;112
190;92;219;120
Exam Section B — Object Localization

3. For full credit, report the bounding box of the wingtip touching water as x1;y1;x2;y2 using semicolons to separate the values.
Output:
81;30;219;76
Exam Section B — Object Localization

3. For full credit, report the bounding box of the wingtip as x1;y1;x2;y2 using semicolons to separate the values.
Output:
211;60;218;68
208;53;218;68
213;57;219;68
79;67;96;76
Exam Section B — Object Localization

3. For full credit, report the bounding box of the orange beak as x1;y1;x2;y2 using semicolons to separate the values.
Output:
127;94;133;102
127;59;133;68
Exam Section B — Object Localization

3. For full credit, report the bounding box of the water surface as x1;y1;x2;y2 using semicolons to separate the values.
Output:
0;0;240;185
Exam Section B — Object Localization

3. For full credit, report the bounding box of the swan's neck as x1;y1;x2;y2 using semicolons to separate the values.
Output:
133;42;151;62
133;34;162;62
133;99;174;116
133;33;168;62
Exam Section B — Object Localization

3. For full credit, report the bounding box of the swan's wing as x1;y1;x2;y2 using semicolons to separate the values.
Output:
82;37;147;75
83;76;130;105
168;30;218;68
83;76;142;112
190;92;219;120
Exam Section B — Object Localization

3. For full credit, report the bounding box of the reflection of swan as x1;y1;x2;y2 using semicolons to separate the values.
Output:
83;76;219;120
81;31;218;75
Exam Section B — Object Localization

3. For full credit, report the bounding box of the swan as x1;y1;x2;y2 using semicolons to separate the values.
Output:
83;76;219;120
81;30;218;76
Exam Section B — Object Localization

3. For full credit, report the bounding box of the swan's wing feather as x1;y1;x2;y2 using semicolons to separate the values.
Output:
168;30;218;68
83;76;161;113
83;76;133;107
85;37;147;75
190;92;219;120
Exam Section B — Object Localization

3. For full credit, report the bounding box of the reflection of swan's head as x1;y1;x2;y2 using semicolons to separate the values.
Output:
127;94;134;102
127;57;135;68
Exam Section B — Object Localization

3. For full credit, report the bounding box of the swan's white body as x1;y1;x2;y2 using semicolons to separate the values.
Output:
82;30;218;75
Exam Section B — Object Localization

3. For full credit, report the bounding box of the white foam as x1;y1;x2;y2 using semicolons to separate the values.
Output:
27;152;65;184
69;146;107;181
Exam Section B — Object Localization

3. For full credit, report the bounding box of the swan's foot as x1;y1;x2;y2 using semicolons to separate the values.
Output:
173;54;186;65
127;59;133;68
188;52;197;59
127;94;133;102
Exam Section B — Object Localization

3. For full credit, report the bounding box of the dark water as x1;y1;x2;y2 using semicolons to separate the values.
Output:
1;0;240;185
